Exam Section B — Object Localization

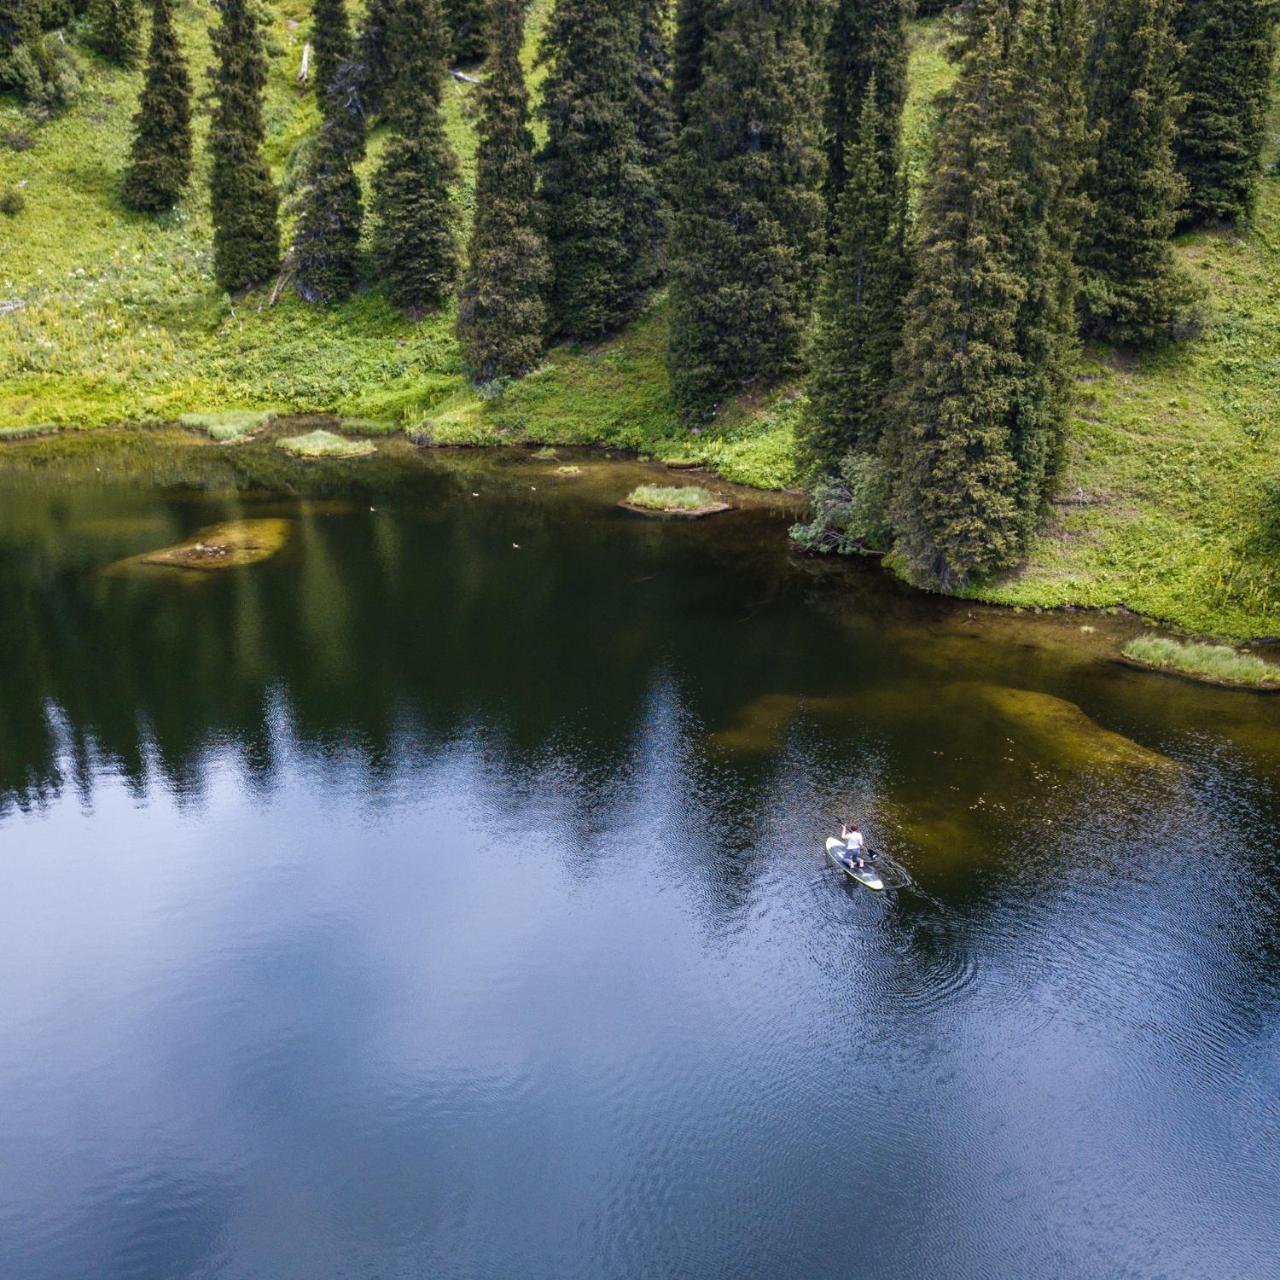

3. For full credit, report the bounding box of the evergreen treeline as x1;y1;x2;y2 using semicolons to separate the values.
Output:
20;0;1278;588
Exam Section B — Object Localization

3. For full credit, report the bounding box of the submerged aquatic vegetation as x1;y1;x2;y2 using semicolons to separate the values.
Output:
955;682;1177;771
277;429;377;459
1122;636;1280;688
107;518;293;575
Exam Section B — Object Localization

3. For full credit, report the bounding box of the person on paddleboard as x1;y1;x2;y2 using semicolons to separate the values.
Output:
840;823;867;868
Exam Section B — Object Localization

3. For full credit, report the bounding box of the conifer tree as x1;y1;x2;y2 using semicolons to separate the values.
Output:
536;0;655;338
444;0;487;61
799;80;909;477
208;0;280;292
667;0;826;422
292;0;363;302
0;0;38;97
1176;0;1280;224
673;0;711;125
88;0;141;66
457;0;551;381
370;0;459;311
291;69;364;301
310;0;351;101
353;0;397;119
1077;0;1197;344
635;0;675;282
0;0;70;104
823;0;909;214
121;0;192;212
889;0;1025;589
1003;0;1089;543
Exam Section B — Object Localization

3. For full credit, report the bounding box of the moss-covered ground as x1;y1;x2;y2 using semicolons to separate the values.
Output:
1;13;1278;636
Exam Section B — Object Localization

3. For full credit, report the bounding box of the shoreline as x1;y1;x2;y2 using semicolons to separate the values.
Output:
4;420;1280;689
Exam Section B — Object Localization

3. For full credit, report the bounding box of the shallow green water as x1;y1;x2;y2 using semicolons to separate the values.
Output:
1;431;1277;1279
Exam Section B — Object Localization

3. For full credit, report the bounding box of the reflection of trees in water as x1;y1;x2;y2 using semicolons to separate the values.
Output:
0;435;818;937
6;434;1277;946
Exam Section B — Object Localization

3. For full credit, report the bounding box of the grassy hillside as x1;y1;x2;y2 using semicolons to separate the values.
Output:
969;184;1280;640
1;10;1277;637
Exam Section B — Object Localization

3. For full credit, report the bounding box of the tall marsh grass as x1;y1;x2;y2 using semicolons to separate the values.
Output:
1123;636;1280;687
626;484;714;511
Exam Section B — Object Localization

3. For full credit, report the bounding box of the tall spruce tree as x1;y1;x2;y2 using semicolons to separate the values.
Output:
673;0;711;125
1003;0;1089;543
457;0;551;381
310;0;351;100
667;0;826;422
635;0;675;283
444;0;487;61
208;0;280;292
370;0;459;310
823;0;909;216
888;0;1025;590
800;80;910;477
536;0;655;337
292;0;364;302
88;0;141;66
121;0;192;212
1176;0;1280;224
353;0;397;119
1077;0;1197;344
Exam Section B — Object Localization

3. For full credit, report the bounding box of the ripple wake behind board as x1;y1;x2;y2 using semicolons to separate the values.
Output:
825;837;885;891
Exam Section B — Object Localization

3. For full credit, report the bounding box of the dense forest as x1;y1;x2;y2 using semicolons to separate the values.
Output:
1;0;1278;627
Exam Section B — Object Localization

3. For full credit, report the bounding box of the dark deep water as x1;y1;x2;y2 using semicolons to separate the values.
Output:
1;432;1278;1280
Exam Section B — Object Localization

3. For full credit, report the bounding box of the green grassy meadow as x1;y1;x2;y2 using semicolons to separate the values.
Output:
1;10;1278;637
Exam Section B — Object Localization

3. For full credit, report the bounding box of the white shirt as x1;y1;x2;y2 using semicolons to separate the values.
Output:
842;829;864;852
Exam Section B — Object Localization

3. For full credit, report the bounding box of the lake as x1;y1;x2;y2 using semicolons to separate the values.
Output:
1;431;1277;1279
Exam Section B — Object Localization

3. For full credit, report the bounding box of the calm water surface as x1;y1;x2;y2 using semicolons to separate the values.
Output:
1;432;1278;1279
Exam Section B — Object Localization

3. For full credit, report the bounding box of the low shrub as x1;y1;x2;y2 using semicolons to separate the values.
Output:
0;189;25;217
789;451;891;555
1123;636;1280;687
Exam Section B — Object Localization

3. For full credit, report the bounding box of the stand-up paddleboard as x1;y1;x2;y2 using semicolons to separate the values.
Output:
825;837;885;891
